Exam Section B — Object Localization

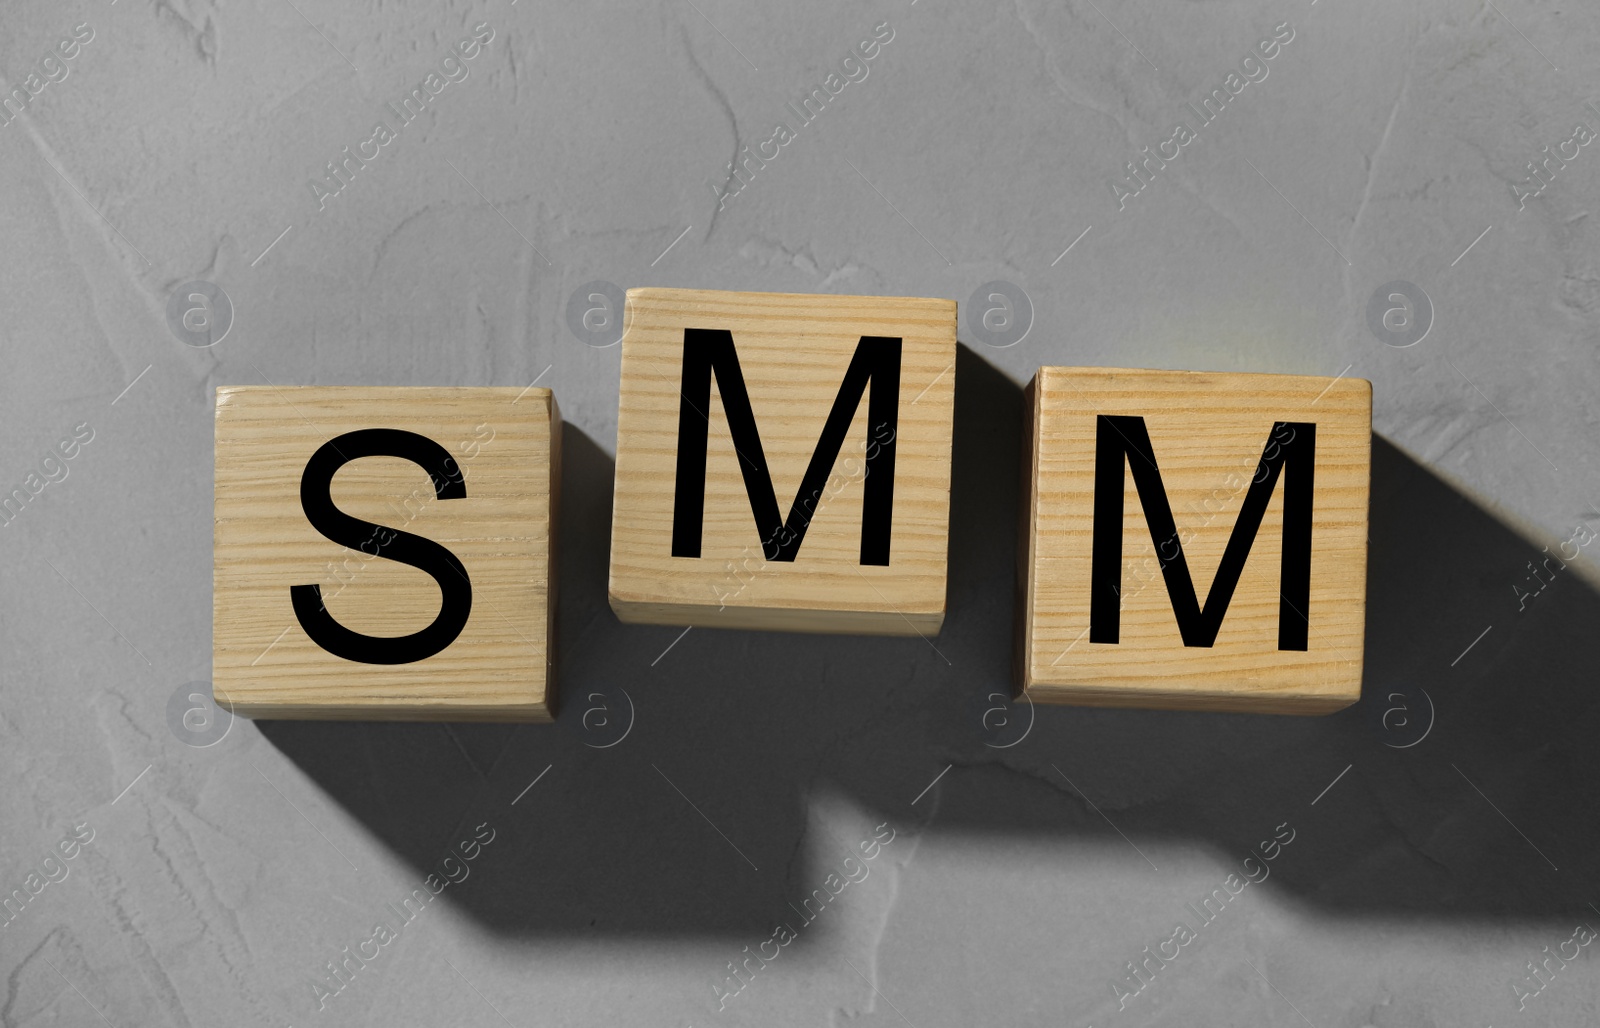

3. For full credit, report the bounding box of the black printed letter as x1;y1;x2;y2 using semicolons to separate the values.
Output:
291;429;472;663
1089;416;1315;649
670;329;901;564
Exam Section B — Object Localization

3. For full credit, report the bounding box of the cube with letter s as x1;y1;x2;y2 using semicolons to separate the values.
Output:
212;386;559;720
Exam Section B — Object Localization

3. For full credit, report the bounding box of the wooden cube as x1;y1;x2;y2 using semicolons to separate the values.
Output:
1017;367;1370;714
609;288;956;635
213;386;560;721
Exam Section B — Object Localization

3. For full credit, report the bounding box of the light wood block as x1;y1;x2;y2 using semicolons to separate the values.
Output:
213;386;560;721
609;288;956;634
1017;367;1370;714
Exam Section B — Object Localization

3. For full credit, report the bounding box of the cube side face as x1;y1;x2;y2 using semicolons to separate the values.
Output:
1012;374;1042;697
1020;368;1370;714
544;395;562;717
608;288;956;635
213;387;556;721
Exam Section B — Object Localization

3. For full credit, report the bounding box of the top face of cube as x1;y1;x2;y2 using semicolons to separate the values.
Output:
1020;367;1372;714
609;288;956;635
213;386;558;721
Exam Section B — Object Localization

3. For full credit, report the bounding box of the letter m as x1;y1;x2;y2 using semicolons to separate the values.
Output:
671;328;901;565
1089;415;1316;650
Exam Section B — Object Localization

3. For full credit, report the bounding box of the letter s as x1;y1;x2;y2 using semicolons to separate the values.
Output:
290;429;472;664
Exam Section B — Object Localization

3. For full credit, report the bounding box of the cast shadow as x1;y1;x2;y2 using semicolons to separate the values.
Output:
258;345;1600;937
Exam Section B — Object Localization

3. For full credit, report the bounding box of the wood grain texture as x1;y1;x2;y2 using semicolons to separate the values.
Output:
609;287;956;634
213;387;559;721
1018;367;1371;714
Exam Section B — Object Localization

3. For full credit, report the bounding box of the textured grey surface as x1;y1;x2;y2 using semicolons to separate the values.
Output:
3;0;1600;1025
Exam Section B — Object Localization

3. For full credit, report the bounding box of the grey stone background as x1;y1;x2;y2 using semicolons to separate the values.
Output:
3;0;1599;1025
